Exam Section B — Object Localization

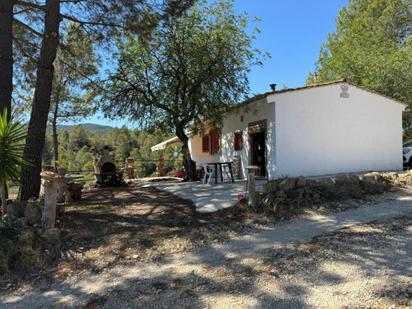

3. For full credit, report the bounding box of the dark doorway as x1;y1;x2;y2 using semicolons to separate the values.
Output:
250;132;266;176
248;119;267;177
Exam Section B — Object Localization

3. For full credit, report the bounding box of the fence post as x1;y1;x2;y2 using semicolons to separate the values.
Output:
157;159;165;177
246;166;259;206
125;157;135;179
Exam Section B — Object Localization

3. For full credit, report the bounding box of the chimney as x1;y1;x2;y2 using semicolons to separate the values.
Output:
269;83;277;92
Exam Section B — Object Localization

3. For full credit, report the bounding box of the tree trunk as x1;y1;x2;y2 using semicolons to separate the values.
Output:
52;101;59;170
0;0;13;119
176;126;197;181
20;0;61;200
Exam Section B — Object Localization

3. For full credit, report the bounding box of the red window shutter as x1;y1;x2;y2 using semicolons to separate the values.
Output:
210;130;220;154
234;131;243;150
202;134;210;153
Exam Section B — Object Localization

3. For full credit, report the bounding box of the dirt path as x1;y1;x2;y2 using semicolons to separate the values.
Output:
1;195;412;308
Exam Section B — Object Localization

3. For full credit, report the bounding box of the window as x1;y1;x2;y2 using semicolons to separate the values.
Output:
210;130;220;154
234;131;243;151
202;134;210;153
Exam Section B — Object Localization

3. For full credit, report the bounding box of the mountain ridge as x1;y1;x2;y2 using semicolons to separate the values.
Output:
52;123;114;135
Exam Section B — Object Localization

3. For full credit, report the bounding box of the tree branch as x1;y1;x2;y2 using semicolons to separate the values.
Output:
15;1;46;11
60;13;124;29
13;18;43;37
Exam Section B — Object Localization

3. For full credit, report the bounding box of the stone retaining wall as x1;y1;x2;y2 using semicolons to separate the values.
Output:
256;171;411;218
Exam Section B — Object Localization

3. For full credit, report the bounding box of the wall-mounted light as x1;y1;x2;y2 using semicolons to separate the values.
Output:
340;84;350;98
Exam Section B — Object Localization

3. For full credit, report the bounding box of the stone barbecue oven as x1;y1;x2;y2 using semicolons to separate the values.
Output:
94;146;124;187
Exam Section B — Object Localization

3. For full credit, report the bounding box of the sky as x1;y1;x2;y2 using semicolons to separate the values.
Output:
82;0;348;128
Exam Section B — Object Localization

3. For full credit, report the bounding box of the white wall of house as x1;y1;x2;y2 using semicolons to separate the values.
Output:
190;98;277;179
220;98;276;179
188;134;219;167
188;82;404;179
274;83;405;177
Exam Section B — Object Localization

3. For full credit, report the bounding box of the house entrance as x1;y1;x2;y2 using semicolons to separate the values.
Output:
248;120;267;177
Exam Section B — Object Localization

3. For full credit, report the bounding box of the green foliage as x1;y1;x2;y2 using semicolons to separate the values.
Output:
0;218;19;240
0;110;29;183
104;0;267;133
50;23;99;125
0;110;30;208
42;125;181;177
308;0;412;137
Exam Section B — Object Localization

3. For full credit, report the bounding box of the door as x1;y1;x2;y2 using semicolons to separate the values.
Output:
248;120;267;177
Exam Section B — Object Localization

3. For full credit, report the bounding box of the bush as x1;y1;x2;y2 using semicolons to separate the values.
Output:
0;217;19;240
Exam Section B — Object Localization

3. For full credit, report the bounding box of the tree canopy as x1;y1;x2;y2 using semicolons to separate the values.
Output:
41;125;180;179
104;0;266;179
307;0;412;137
7;0;194;199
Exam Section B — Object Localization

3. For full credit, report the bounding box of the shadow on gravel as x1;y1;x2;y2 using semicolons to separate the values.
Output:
2;187;411;308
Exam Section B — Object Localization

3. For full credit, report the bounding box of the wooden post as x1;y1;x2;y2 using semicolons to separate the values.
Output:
247;167;256;206
157;159;165;177
57;181;67;203
125;157;135;179
41;178;58;230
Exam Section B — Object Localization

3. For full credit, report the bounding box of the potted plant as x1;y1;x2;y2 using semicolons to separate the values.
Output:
174;170;186;178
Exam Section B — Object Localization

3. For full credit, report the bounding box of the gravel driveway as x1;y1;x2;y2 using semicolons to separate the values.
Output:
1;196;412;308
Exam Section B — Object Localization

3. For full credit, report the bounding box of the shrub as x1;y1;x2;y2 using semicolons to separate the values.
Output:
0;109;29;212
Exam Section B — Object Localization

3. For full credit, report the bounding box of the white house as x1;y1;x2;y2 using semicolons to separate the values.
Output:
152;80;406;179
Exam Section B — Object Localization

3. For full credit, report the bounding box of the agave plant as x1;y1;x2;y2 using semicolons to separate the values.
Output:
0;110;29;212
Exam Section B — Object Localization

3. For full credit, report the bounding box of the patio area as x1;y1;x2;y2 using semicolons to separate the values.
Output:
141;179;267;213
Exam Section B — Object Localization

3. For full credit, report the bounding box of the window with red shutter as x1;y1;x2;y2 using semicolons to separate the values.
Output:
234;131;243;150
202;134;210;153
210;130;220;154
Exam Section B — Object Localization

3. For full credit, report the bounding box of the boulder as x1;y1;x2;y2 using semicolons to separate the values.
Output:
41;228;60;245
264;180;278;193
363;172;381;178
41;228;61;261
24;201;42;226
383;172;398;179
14;228;41;271
361;175;387;194
4;201;26;219
275;190;287;199
295;176;306;188
335;175;362;199
312;178;337;199
66;183;83;202
278;177;297;192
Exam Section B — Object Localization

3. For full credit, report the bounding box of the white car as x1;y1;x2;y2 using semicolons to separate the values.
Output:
403;141;412;167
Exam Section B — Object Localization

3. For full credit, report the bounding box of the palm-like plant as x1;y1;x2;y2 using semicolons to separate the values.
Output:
0;110;29;212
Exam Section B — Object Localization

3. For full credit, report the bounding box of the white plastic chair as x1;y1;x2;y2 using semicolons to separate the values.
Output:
202;164;215;184
222;164;232;181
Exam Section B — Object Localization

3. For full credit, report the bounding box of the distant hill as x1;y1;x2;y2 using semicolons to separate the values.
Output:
55;123;114;135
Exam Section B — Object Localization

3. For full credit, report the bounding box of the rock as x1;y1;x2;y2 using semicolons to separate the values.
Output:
275;190;287;199
363;172;381;177
24;201;42;226
4;201;26;219
42;228;61;244
278;178;297;192
41;228;61;261
335;175;362;199
265;180;278;193
313;178;337;199
361;175;387;194
295;176;306;188
382;172;398;180
66;183;83;202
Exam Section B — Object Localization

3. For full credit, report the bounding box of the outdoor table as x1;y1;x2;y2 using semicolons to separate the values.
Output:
206;161;234;184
